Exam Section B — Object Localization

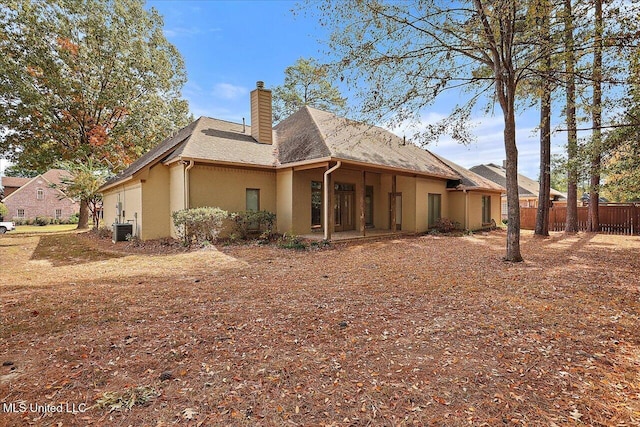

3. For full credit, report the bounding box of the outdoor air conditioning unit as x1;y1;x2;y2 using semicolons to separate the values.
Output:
112;223;133;243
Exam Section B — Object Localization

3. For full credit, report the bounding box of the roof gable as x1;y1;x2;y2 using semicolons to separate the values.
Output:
2;170;73;202
103;119;201;187
102;117;279;190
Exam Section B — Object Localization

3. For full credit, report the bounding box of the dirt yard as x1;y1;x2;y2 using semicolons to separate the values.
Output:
1;230;639;426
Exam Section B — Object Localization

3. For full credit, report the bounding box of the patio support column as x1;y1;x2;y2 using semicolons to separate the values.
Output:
360;170;366;236
324;161;341;241
391;174;397;232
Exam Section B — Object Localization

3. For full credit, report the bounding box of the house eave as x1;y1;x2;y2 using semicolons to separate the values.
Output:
100;175;135;192
277;157;333;170
164;156;277;172
156;154;465;179
448;186;505;193
333;158;459;180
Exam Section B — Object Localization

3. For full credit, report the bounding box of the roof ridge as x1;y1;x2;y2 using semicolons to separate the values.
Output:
304;106;328;146
199;115;250;128
428;150;465;181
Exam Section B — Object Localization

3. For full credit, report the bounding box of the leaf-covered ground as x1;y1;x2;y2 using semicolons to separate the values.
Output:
1;231;639;426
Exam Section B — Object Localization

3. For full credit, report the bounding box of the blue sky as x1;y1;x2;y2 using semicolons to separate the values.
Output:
0;1;565;178
147;0;564;179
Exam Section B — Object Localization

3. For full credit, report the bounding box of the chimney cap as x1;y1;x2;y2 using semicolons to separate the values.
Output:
256;81;265;89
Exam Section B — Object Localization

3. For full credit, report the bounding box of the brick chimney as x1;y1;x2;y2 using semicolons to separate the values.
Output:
250;81;273;144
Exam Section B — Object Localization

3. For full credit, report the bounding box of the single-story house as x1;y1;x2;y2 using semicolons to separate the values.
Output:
100;82;503;241
1;169;79;222
470;163;567;220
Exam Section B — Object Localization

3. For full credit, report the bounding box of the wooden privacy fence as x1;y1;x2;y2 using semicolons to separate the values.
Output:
520;205;640;235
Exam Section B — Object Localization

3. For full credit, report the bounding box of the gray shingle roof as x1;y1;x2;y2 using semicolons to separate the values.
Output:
470;163;566;198
276;107;459;179
430;155;504;191
168;117;276;167
103;119;200;187
102;107;507;192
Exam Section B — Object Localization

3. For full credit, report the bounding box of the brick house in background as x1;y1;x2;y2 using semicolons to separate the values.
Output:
0;169;79;222
0;176;30;199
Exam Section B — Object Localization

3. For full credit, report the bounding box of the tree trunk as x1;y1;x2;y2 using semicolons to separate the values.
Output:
76;198;90;229
535;3;551;236
564;0;579;233
91;202;101;229
535;94;551;236
504;96;523;262
472;0;522;261
588;0;603;232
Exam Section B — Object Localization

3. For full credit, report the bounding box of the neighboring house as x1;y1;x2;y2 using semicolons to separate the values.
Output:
1;169;79;222
0;176;30;200
580;193;609;206
469;163;567;220
100;82;504;241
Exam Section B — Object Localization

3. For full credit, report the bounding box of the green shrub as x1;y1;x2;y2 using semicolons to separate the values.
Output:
0;202;8;221
310;239;331;249
68;213;79;224
229;210;276;241
35;216;53;226
172;207;228;246
277;233;308;250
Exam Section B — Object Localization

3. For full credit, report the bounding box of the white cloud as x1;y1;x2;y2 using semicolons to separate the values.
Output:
391;108;570;179
213;83;249;100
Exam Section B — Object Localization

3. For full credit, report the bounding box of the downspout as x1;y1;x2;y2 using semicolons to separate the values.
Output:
323;161;342;241
184;160;195;209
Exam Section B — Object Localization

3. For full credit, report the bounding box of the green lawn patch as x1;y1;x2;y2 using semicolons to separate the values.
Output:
14;224;78;234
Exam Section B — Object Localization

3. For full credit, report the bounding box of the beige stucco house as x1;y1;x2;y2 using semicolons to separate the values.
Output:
100;82;503;241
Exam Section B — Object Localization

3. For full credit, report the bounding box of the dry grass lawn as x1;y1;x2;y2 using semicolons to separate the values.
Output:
1;230;639;426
